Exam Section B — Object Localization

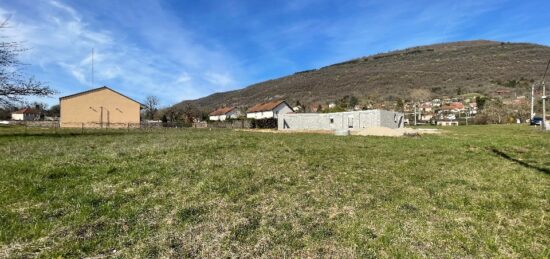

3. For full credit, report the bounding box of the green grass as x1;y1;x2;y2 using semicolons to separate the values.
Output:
0;125;548;257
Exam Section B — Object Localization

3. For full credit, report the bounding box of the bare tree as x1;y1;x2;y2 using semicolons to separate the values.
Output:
143;95;160;120
0;18;54;107
479;99;507;124
410;89;432;102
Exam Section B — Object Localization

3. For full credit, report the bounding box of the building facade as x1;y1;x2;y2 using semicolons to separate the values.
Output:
246;100;293;119
209;107;241;121
59;86;142;128
278;110;404;130
437;120;459;126
11;108;40;121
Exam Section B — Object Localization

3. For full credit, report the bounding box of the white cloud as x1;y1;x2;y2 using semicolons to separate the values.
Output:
203;72;234;87
0;0;245;106
176;72;192;83
58;62;87;85
49;0;80;22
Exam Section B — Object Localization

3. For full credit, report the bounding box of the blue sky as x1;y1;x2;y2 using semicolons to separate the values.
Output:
1;0;550;107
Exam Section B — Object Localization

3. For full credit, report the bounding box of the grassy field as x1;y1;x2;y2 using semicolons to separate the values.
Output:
0;125;548;257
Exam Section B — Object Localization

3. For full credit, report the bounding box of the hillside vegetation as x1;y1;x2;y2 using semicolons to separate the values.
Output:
178;40;550;111
0;126;549;257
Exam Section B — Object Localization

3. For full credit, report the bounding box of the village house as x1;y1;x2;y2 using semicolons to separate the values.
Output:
307;103;322;112
11;108;40;121
441;102;465;113
59;86;143;128
208;107;241;121
353;104;364;111
246;100;293;119
469;102;478;114
437;120;459;126
420;113;434;122
420;102;433;112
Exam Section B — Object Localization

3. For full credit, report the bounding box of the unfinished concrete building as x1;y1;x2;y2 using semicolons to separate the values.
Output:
278;110;404;130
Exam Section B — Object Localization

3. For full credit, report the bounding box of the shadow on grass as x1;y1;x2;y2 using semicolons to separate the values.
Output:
490;148;550;175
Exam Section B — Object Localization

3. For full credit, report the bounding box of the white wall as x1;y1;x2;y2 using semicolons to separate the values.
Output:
247;111;273;119
273;103;293;118
247;103;293;119
210;110;242;121
11;113;37;121
246;112;255;119
227;109;241;119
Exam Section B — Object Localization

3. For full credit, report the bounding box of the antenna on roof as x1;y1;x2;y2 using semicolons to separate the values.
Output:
91;48;94;87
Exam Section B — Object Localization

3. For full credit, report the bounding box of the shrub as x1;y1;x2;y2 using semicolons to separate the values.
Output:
251;118;277;129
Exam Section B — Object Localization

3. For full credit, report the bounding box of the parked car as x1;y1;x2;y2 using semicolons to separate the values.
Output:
530;117;543;126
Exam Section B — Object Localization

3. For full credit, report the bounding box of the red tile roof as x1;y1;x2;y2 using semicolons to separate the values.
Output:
13;108;39;114
209;107;236;116
442;102;465;110
246;100;290;113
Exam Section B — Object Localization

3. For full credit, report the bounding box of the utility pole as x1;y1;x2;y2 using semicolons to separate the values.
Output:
541;59;550;130
466;107;470;125
414;103;417;126
530;83;535;120
543;81;547;130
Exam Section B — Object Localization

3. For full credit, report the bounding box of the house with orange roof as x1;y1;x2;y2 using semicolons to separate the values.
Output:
11;108;40;121
440;102;465;113
208;107;241;121
246;100;293;119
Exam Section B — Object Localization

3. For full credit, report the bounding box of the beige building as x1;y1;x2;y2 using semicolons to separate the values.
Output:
60;86;143;128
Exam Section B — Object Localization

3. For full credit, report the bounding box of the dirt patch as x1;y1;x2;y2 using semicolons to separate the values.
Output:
352;127;441;137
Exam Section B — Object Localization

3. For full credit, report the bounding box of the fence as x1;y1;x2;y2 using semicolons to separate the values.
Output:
4;120;196;130
8;120;60;128
207;118;277;129
2;118;278;132
208;120;252;129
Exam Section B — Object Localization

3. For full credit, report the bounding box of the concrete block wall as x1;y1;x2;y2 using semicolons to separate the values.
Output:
278;110;404;130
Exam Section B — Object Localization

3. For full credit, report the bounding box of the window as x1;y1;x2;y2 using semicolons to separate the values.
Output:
330;118;334;124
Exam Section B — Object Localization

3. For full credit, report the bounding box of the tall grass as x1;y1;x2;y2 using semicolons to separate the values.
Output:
0;125;548;257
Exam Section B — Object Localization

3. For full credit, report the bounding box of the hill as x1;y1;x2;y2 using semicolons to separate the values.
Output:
177;40;550;111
